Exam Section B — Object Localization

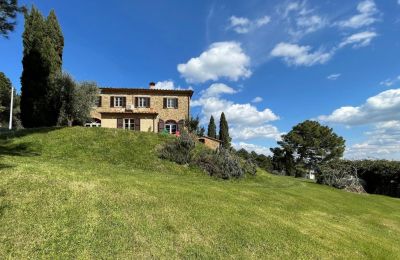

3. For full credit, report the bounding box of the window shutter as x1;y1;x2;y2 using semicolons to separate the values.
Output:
158;119;164;133
117;118;123;128
163;98;167;108
147;97;151;108
175;98;179;109
110;96;114;107
122;97;126;107
178;120;185;131
134;118;141;131
98;96;102;107
135;97;138;108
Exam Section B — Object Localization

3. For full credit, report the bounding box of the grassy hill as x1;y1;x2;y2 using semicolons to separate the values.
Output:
0;127;399;259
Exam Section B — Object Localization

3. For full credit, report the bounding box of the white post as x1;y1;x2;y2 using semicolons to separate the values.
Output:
8;87;14;130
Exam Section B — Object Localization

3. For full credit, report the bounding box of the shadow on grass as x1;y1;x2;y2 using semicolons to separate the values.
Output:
0;188;9;219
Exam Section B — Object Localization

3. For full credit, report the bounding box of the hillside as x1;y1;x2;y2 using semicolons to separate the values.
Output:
0;127;399;259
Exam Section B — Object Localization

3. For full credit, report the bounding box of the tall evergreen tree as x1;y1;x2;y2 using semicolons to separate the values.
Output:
0;0;25;38
20;6;63;127
219;112;231;149
207;115;216;138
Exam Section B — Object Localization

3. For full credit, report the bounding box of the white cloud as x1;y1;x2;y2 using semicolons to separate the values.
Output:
380;75;400;87
192;83;281;142
270;42;332;66
177;42;251;83
155;80;175;90
327;74;341;80
279;1;327;39
339;31;377;48
318;88;400;125
252;96;263;103
232;142;272;156
231;125;281;141
345;121;400;159
337;0;379;29
228;15;271;34
200;83;237;98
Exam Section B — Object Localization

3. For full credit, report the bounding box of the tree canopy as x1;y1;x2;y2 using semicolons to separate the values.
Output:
0;0;25;38
207;115;216;138
219;112;231;149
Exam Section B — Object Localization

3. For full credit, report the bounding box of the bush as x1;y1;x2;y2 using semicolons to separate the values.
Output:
195;148;244;179
159;131;195;164
243;158;257;176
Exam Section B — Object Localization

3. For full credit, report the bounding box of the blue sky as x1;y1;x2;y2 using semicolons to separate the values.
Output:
1;0;400;159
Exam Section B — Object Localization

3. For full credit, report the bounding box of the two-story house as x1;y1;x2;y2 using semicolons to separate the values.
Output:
90;82;193;134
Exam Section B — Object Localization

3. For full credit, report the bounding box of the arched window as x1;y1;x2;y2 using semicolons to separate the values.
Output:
165;120;177;134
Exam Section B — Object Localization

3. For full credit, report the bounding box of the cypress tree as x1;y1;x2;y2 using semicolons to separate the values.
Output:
207;115;216;138
219;112;231;149
20;6;64;127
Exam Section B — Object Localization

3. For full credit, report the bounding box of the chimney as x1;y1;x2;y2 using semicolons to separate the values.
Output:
149;82;156;89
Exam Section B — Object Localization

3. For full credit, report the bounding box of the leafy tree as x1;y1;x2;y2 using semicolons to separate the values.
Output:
20;6;64;127
207;115;216;138
0;72;21;128
219;112;231;149
0;0;25;38
56;73;98;126
198;126;205;137
271;120;345;176
185;115;204;136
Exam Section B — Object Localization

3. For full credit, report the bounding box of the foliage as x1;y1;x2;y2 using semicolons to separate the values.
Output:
235;148;273;172
271;120;345;176
0;0;25;38
55;73;98;126
185;115;205;136
219;112;231;149
0;127;400;258
159;131;196;164
318;160;400;197
20;6;64;127
0;72;21;128
207;115;216;138
195;148;244;179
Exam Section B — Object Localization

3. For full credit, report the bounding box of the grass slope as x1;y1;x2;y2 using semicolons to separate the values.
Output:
0;127;399;259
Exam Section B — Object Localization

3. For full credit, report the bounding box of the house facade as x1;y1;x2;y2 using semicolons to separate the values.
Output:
90;83;193;133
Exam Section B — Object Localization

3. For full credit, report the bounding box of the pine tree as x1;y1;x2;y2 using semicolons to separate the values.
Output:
219;112;231;149
207;115;216;138
20;6;64;127
0;0;25;38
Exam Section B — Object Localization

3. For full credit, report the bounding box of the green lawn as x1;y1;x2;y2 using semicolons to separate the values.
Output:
0;127;399;259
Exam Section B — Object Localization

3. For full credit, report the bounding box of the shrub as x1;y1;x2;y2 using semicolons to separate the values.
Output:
195;148;244;179
159;131;195;164
243;158;257;176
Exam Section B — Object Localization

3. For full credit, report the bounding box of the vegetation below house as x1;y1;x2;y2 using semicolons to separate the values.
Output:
0;127;400;258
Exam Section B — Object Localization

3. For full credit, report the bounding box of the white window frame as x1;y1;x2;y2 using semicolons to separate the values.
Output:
114;96;124;107
165;122;177;134
166;98;177;108
124;118;135;130
137;97;149;108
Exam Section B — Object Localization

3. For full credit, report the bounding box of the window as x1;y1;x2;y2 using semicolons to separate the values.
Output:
165;121;177;134
137;97;149;108
166;98;177;108
124;119;135;130
114;96;124;107
95;96;102;107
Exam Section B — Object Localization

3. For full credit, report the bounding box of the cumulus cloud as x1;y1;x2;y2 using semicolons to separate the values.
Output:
345;121;400;159
270;42;332;66
336;0;379;29
228;15;271;34
339;31;377;48
177;42;251;83
231;125;281;141
192;83;281;142
251;96;263;103
327;74;341;80
155;80;175;90
318;88;400;125
232;142;272;156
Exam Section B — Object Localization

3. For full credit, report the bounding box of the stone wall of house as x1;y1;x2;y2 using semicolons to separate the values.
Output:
91;91;190;132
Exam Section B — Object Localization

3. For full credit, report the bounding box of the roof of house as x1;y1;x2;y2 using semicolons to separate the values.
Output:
100;87;194;97
198;136;222;143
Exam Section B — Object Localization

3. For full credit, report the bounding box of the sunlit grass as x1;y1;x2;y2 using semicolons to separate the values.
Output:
0;127;399;258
